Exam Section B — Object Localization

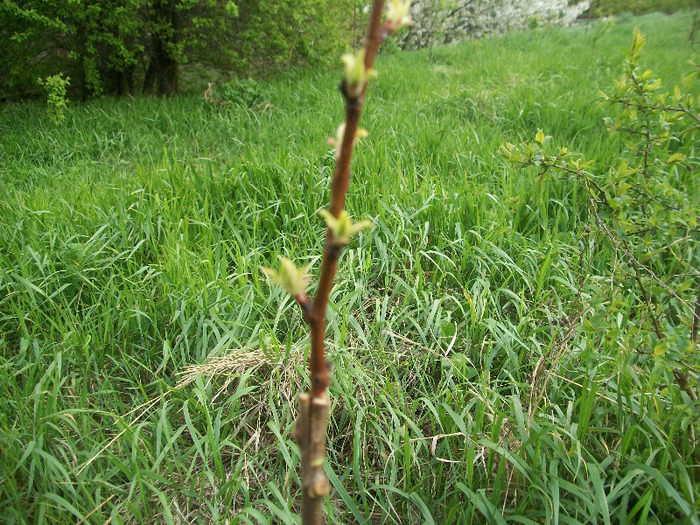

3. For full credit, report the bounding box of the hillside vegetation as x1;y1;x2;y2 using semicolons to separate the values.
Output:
1;10;698;524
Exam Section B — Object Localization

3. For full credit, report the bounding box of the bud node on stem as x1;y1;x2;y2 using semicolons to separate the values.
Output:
312;370;330;392
325;239;345;257
299;299;317;325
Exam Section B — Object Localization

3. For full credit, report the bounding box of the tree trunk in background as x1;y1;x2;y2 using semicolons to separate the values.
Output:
143;0;180;97
143;48;179;96
112;69;134;96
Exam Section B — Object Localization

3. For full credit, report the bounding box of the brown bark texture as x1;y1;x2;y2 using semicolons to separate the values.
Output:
295;393;331;524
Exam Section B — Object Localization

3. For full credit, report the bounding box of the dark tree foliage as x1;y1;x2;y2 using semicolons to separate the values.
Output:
0;0;353;100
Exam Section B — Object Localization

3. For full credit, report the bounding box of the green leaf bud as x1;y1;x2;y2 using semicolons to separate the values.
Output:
342;50;377;97
261;257;311;297
319;209;373;246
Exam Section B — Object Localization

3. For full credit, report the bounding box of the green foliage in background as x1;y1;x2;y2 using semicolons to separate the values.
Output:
38;74;71;126
0;0;355;99
219;78;266;107
0;0;148;98
0;10;699;524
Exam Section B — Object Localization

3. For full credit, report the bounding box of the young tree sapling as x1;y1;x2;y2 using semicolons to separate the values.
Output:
262;1;413;522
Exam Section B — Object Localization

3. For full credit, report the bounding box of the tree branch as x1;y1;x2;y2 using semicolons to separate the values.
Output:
308;0;385;399
296;2;386;523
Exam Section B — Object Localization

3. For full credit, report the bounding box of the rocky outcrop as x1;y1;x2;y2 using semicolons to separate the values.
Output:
400;0;590;49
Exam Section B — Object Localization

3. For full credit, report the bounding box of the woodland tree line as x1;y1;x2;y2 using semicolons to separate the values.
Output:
0;0;363;100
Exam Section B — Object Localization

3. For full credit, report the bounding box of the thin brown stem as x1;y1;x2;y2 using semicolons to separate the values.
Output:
692;289;700;343
308;0;385;399
296;2;386;523
364;2;385;73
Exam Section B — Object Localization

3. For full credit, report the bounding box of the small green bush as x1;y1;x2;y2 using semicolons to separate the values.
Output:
38;73;70;126
220;78;265;107
503;28;699;404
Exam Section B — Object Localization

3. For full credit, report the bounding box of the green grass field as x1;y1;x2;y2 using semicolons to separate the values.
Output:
1;11;699;524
